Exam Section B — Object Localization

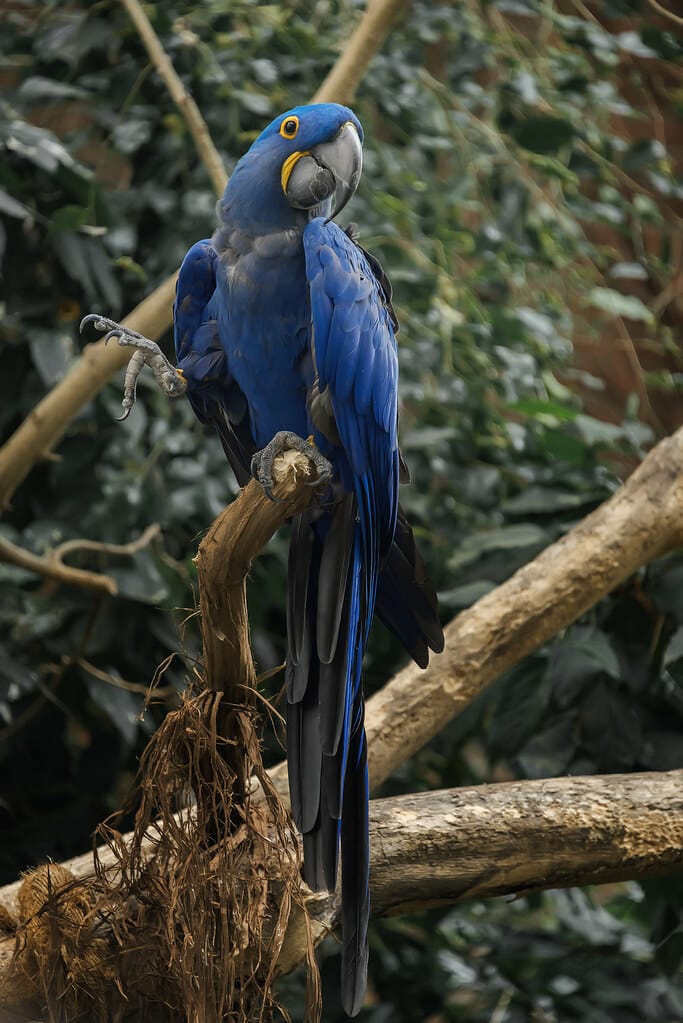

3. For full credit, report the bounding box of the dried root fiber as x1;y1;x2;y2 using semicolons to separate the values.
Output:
4;687;320;1022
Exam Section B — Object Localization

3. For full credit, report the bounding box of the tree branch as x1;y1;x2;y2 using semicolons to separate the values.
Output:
52;522;160;562
1;424;678;906
0;536;117;595
2;770;681;994
0;2;407;514
0;275;178;512
263;424;683;801
0;522;161;595
313;0;410;105
119;0;227;194
277;768;683;974
1;428;682;1011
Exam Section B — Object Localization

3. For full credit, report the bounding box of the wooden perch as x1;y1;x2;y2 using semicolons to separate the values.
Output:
2;770;681;995
278;768;683;972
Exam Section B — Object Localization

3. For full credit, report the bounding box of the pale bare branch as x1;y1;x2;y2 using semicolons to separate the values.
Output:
314;0;410;105
119;0;227;194
0;536;117;595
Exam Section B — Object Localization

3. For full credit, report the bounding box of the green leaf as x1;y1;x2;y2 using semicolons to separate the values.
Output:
0;189;30;220
489;660;552;757
510;398;578;423
18;76;88;102
108;553;168;605
48;205;90;235
588;287;655;324
518;716;577;779
580;683;642;769
664;626;683;667
501;486;596;516
84;671;142;747
28;329;74;386
513;116;575;154
549;626;621;708
438;580;495;610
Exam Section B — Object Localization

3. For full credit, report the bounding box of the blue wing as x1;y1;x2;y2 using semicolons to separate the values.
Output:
174;240;256;484
286;219;402;1015
306;220;400;538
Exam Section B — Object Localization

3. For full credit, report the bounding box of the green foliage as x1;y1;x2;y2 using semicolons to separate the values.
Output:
1;0;681;1019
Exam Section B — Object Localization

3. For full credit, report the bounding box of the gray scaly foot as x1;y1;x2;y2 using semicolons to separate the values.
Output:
80;314;187;421
251;431;333;502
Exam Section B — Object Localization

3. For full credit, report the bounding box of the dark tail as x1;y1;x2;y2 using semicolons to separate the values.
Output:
286;499;441;1016
286;498;370;1016
376;503;444;667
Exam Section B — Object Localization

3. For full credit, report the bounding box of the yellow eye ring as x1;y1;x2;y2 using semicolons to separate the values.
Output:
279;115;299;140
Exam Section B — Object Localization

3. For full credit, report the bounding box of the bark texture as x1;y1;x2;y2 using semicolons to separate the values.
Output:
2;770;681;991
267;424;683;801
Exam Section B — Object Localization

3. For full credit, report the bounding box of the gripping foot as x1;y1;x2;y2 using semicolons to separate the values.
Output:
81;314;187;421
251;431;333;502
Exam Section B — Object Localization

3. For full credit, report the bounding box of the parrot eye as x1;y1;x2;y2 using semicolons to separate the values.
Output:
279;116;299;140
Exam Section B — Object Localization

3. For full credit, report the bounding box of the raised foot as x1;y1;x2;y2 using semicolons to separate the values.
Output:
251;431;333;502
80;314;187;421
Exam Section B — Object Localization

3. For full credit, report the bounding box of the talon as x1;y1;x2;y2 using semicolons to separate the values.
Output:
80;311;187;419
251;430;334;502
80;313;106;334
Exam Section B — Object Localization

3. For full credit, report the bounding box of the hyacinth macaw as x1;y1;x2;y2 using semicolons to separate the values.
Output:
84;102;443;1015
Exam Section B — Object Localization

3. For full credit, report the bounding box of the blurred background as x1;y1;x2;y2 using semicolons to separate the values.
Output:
1;0;682;1019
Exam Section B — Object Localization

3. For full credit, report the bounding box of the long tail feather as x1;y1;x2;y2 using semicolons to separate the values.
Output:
340;714;370;1017
287;495;438;1016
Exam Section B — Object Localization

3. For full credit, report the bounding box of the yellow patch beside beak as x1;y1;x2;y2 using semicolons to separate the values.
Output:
281;150;310;194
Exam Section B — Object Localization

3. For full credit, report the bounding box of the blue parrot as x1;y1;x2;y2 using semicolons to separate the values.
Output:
85;103;443;1015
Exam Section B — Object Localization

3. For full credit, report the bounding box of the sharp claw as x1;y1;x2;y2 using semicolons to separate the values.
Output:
80;313;110;335
116;407;132;422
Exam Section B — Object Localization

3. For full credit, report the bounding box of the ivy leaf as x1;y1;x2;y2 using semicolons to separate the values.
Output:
549;626;621;708
518;715;577;779
588;286;654;324
28;329;74;386
489;660;552;757
512;116;575;154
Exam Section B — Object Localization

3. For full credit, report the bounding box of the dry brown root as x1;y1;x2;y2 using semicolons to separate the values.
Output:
2;688;320;1023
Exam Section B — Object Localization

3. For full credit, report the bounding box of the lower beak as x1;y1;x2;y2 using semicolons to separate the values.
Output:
284;121;362;218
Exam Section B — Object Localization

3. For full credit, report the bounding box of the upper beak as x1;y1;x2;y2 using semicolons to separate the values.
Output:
284;121;362;218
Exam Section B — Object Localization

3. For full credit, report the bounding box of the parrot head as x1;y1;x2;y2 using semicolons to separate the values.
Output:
218;103;364;234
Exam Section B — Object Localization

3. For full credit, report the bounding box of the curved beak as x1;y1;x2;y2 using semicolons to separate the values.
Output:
284;121;362;219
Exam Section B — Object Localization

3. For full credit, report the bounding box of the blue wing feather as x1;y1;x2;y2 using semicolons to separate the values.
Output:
173;241;256;485
299;218;401;1015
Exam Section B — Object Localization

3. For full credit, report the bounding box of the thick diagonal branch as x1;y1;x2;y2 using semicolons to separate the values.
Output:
267;423;683;801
